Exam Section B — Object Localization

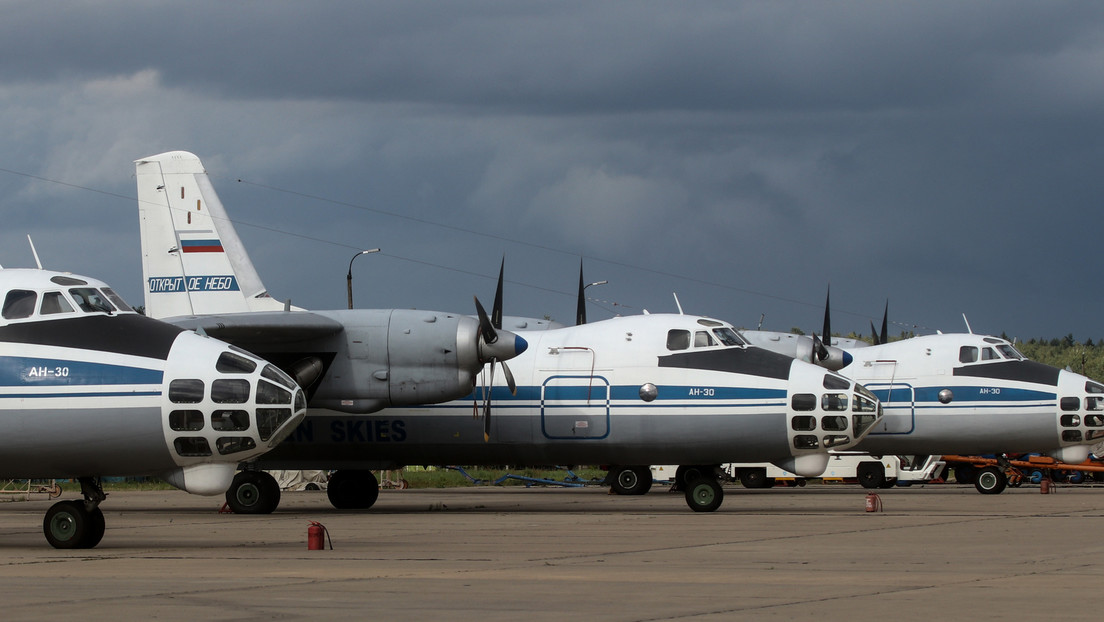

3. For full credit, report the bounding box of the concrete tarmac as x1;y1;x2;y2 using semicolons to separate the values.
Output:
1;483;1102;621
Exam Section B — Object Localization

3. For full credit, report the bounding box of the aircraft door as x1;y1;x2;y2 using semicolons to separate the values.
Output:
540;375;610;440
867;383;916;434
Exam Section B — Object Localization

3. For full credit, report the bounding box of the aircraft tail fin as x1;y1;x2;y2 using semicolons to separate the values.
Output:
135;151;292;319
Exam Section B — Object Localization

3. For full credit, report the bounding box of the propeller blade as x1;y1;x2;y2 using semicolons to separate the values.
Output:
482;362;495;442
492;257;504;330
870;320;881;346
821;287;831;350
502;361;517;396
879;300;889;345
473;296;498;345
812;333;829;362
576;260;587;326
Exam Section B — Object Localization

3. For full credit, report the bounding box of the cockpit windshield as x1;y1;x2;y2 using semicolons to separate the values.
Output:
69;288;116;314
996;344;1024;360
712;327;747;347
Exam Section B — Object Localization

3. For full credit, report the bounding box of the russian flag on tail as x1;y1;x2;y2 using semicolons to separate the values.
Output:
181;239;224;253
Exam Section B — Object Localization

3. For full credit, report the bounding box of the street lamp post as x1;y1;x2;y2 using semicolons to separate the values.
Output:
346;248;381;309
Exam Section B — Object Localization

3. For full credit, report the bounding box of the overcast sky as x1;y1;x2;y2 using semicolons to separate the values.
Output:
2;1;1103;341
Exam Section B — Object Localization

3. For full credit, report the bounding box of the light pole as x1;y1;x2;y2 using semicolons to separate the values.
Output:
346;249;381;309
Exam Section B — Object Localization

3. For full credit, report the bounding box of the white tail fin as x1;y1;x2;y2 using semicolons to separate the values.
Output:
135;151;293;319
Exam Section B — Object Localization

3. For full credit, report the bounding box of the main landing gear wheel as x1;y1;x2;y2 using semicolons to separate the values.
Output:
609;465;653;496
327;470;380;509
43;500;105;549
226;471;281;514
739;468;775;489
974;466;1008;495
856;462;886;489
684;477;724;512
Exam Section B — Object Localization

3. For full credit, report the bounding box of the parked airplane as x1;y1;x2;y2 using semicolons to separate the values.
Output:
743;302;1103;494
0;265;306;547
135;150;884;512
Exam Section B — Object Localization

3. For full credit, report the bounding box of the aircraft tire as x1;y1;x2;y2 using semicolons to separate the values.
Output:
684;478;723;512
610;466;653;496
974;466;1007;495
738;468;773;489
327;470;380;509
856;462;886;489
953;464;977;485
226;471;281;514
43;500;94;549
84;506;106;549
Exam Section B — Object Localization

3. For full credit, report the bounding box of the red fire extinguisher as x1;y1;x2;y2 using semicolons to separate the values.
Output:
865;493;882;512
308;521;332;550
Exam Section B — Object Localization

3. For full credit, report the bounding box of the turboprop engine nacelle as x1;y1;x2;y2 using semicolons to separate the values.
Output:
308;309;527;414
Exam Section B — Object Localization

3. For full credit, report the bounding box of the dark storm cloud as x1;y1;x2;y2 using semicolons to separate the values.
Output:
2;1;1104;340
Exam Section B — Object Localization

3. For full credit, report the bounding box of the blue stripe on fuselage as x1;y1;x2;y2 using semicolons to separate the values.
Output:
0;356;163;387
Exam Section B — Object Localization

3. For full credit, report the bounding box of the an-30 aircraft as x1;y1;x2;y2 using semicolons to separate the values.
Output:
135;150;883;512
743;303;1103;493
0;266;306;547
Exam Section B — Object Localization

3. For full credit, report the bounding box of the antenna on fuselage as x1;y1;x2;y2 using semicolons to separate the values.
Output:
27;235;42;269
962;314;974;334
673;293;684;315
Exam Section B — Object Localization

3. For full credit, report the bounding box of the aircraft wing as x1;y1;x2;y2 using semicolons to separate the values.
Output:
163;311;345;346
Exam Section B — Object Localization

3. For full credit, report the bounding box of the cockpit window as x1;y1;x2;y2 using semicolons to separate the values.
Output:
712;328;747;347
40;292;75;315
667;330;691;351
694;331;716;348
69;288;115;313
997;344;1023;360
982;347;999;360
2;290;37;319
959;346;978;364
1087;381;1104;394
823;374;851;391
100;288;134;312
216;351;258;374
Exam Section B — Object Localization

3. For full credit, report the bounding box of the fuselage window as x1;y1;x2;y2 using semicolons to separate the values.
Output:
982;347;999;360
2;290;37;319
216;437;257;455
262;364;298;391
791;415;816;431
211;409;250;431
793;435;819;450
1087;396;1104;412
216;351;258;374
1060;414;1080;427
694;331;716;348
666;330;690;351
1063;430;1083;442
821;415;848;431
959;346;978;363
823;435;851;448
69;288;115;313
257;380;292;405
822;393;848;411
169;379;205;404
40;292;75;315
212;379;251;404
1061;397;1081;411
169;410;204;431
173;437;212;457
712;328;746;346
257;408;294;441
791;393;817;411
1087;413;1104;427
